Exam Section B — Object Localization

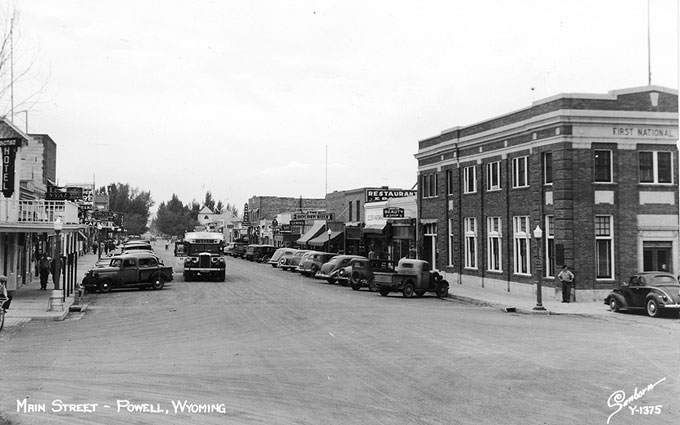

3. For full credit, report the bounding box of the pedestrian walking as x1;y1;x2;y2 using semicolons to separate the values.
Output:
557;264;574;303
50;256;62;290
38;254;50;290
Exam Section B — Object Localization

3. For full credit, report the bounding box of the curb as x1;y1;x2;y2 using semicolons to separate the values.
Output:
448;294;605;317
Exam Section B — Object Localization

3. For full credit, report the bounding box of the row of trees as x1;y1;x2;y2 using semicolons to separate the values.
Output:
97;184;239;238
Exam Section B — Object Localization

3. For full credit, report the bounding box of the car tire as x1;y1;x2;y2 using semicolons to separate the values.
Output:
150;274;165;290
379;289;389;297
98;279;112;293
646;298;660;317
350;271;362;286
351;282;361;291
183;272;192;282
415;291;425;297
368;279;377;292
402;281;415;298
436;284;449;299
609;297;620;312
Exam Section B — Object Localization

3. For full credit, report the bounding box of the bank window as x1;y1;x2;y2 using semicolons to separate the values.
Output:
446;169;455;195
595;215;614;279
594;150;612;183
463;166;476;194
486;161;501;191
464;217;477;269
543;152;553;185
639;151;672;184
487;217;502;272
513;216;531;275
545;215;555;277
422;172;438;198
512;157;529;188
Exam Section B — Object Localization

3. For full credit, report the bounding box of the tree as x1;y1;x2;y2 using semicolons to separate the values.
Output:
154;194;198;237
0;6;47;123
203;191;215;212
223;202;239;218
98;183;154;235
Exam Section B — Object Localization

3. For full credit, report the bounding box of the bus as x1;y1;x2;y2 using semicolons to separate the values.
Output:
181;231;226;282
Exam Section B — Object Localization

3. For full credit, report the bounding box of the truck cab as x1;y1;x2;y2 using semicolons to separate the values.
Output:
373;258;449;298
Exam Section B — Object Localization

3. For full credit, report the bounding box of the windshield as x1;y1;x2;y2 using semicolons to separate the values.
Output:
186;244;222;255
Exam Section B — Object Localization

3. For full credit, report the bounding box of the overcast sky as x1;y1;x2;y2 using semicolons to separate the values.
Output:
8;0;680;213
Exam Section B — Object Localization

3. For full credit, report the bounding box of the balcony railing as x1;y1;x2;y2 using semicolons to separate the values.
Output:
0;199;80;225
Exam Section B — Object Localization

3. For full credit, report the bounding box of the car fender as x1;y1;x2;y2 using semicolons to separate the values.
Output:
606;292;630;309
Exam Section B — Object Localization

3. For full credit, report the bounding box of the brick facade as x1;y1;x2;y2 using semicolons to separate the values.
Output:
415;86;679;301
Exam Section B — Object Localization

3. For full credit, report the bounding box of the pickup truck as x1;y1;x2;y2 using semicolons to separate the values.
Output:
82;252;174;293
373;258;449;298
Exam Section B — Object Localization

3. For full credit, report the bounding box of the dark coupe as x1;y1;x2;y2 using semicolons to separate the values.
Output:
604;272;680;317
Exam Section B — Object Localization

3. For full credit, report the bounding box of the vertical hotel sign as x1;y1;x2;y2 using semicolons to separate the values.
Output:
0;138;21;198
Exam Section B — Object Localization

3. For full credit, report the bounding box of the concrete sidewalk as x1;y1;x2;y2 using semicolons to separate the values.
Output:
3;252;99;327
447;280;611;317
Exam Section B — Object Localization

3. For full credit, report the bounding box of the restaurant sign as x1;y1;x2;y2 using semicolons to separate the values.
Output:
292;212;334;220
366;188;417;203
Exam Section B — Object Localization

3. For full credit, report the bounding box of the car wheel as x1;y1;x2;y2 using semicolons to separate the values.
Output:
350;271;362;286
98;280;112;293
351;282;361;291
415;291;425;297
327;277;336;284
183;272;192;282
368;279;377;292
220;271;226;282
609;297;620;312
646;298;660;317
151;274;165;290
402;281;415;298
379;288;389;297
436;284;449;299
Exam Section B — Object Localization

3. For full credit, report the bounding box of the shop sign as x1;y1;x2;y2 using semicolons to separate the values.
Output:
243;203;250;225
383;207;404;218
293;212;333;220
290;219;306;226
366;188;417;203
0;138;21;198
46;186;84;201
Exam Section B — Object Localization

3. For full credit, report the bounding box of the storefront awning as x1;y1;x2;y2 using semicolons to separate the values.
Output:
362;223;386;235
296;221;326;245
77;231;88;240
308;231;343;247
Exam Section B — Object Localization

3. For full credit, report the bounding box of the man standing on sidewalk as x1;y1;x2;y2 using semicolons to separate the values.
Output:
558;264;574;303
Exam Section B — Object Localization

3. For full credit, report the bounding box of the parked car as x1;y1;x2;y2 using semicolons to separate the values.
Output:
373;258;449;298
231;243;249;258
337;258;394;291
297;251;335;277
316;255;366;284
286;250;311;272
604;272;680;317
269;248;297;268
121;240;153;254
81;252;174;293
244;244;277;263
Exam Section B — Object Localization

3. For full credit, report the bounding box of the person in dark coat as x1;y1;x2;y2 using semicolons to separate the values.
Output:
38;254;50;290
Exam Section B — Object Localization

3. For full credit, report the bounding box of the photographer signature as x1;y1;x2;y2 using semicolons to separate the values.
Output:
607;377;666;424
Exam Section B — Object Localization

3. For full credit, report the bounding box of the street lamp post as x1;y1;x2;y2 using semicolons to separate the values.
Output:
533;225;546;311
53;217;63;292
327;228;332;253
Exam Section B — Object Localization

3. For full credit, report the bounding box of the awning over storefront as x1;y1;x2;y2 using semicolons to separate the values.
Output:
362;222;386;235
77;230;88;240
308;231;343;247
296;221;326;245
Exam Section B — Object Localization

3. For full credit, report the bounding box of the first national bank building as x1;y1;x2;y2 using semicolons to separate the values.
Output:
415;86;678;301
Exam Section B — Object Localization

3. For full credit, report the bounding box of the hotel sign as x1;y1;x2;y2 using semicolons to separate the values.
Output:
366;188;417;203
0;138;21;198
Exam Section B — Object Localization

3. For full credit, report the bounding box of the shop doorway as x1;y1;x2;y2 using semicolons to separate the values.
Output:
423;223;437;267
643;241;673;272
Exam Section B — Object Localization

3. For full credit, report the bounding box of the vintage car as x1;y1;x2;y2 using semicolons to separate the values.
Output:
297;251;335;277
82;252;174;293
337;258;394;291
316;255;366;284
121;240;153;254
604;272;680;317
232;243;249;259
244;244;277;263
269;248;298;268
224;242;247;257
373;258;449;298
286;250;311;272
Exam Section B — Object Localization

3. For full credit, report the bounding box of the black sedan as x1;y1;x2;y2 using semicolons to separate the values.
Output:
604;272;680;317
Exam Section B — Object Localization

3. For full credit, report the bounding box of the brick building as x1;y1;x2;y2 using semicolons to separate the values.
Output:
247;195;326;246
414;85;678;301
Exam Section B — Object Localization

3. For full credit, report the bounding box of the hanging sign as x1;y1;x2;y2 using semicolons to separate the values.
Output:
0;138;21;198
383;207;405;218
243;203;250;225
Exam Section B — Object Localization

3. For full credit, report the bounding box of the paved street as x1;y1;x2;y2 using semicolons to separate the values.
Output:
0;245;677;425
